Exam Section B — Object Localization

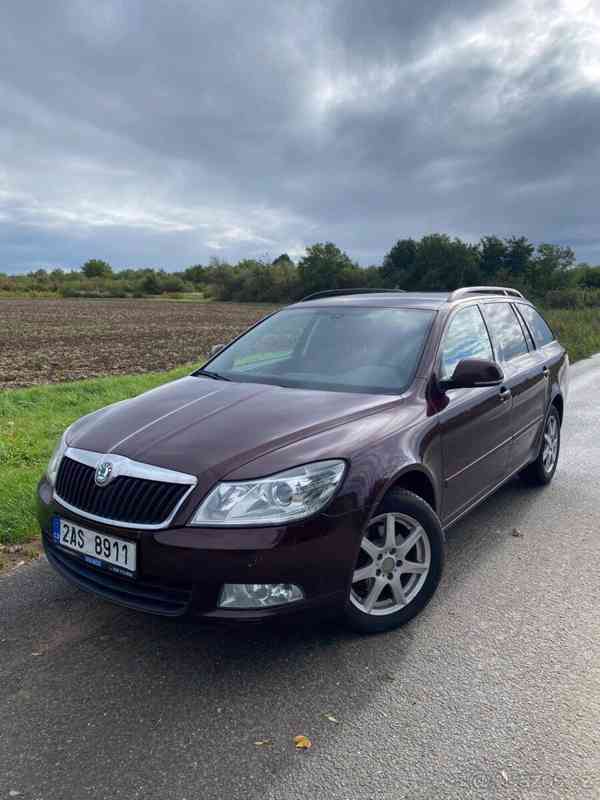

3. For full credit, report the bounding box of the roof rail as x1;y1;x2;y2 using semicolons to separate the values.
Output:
448;286;524;302
299;288;406;302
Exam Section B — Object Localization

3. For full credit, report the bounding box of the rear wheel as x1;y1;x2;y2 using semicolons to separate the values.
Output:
520;404;561;486
344;489;444;634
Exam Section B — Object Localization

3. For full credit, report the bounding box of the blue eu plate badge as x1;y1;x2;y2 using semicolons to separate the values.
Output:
51;516;61;543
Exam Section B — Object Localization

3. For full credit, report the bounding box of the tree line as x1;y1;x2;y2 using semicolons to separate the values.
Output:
2;234;600;308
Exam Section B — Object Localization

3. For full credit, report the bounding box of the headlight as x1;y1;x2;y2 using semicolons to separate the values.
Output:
46;429;70;486
189;459;346;526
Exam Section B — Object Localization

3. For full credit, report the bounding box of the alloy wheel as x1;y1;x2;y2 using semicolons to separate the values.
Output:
350;512;431;616
542;413;559;473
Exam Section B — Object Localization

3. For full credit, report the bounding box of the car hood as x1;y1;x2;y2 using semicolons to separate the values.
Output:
67;376;402;481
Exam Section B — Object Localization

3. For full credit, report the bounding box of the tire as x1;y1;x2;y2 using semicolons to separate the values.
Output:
519;404;561;486
343;489;445;634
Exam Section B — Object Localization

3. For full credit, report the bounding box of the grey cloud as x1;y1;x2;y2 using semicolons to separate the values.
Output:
1;0;600;273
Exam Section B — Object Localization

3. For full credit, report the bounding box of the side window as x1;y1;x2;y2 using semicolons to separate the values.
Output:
516;304;555;348
482;302;528;362
440;306;494;380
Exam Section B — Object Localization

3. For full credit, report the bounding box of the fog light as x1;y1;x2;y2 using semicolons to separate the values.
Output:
217;583;304;609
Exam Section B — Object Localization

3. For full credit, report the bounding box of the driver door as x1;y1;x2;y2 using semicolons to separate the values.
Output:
437;304;513;523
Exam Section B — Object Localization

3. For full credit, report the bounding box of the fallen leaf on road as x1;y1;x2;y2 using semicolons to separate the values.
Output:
254;740;272;747
511;528;523;538
322;714;339;724
501;770;509;783
294;735;312;749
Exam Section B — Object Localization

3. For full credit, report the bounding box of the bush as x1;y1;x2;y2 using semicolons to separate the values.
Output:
159;275;187;294
544;308;600;362
545;288;600;308
138;273;162;295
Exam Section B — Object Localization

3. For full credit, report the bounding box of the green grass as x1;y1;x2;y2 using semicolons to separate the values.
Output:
543;308;600;363
1;307;599;547
0;365;191;545
0;290;59;299
148;292;210;302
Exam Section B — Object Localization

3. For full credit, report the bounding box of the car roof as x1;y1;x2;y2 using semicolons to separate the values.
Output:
293;292;450;311
291;289;533;312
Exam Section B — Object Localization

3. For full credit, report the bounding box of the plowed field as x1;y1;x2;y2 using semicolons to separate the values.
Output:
0;299;278;389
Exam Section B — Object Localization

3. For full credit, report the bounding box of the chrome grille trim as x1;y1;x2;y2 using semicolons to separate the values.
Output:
53;448;197;530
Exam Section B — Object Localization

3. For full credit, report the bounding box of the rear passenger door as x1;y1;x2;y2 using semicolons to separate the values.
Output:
481;302;548;473
438;304;513;522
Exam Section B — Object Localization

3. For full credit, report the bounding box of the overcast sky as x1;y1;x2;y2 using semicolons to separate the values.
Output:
2;0;599;274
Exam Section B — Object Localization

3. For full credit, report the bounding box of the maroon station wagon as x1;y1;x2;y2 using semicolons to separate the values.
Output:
38;286;568;633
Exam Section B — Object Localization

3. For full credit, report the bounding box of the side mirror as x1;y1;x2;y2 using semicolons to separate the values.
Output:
209;343;225;357
440;358;504;391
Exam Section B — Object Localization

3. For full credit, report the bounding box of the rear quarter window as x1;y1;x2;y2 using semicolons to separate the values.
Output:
516;304;555;348
481;302;529;362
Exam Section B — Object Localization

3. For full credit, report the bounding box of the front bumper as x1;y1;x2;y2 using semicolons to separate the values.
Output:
37;478;362;623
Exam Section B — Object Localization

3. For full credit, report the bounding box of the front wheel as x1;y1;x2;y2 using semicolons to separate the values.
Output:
519;405;561;486
343;489;445;634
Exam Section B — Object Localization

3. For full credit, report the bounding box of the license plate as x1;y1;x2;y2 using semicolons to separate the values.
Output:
52;517;137;575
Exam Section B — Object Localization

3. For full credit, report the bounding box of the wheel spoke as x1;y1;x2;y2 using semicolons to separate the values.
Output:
363;578;386;611
398;524;424;557
361;538;380;559
390;576;407;606
353;563;376;583
400;559;429;575
384;514;397;550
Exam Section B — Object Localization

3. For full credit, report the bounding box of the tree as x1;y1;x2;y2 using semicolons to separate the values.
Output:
139;272;162;295
382;239;417;288
82;259;113;279
504;237;534;275
298;243;362;295
269;256;301;301
413;234;481;290
272;253;294;268
577;264;600;288
183;264;206;286
479;236;507;279
527;243;575;295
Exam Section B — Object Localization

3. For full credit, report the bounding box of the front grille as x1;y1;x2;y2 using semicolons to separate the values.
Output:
45;540;192;616
55;455;190;526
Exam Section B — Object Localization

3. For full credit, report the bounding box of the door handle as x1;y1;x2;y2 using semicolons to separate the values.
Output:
542;366;550;379
499;386;512;402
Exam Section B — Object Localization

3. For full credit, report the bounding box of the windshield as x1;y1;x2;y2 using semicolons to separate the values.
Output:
197;306;435;394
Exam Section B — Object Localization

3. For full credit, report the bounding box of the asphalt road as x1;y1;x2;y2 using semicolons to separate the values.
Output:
1;356;599;800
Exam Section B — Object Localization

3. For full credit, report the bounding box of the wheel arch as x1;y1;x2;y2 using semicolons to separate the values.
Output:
382;465;439;516
551;392;564;425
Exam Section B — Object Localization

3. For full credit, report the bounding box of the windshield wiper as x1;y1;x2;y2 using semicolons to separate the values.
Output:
195;369;232;381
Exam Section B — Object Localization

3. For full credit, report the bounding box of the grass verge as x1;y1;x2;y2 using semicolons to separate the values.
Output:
0;365;190;546
543;308;600;363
